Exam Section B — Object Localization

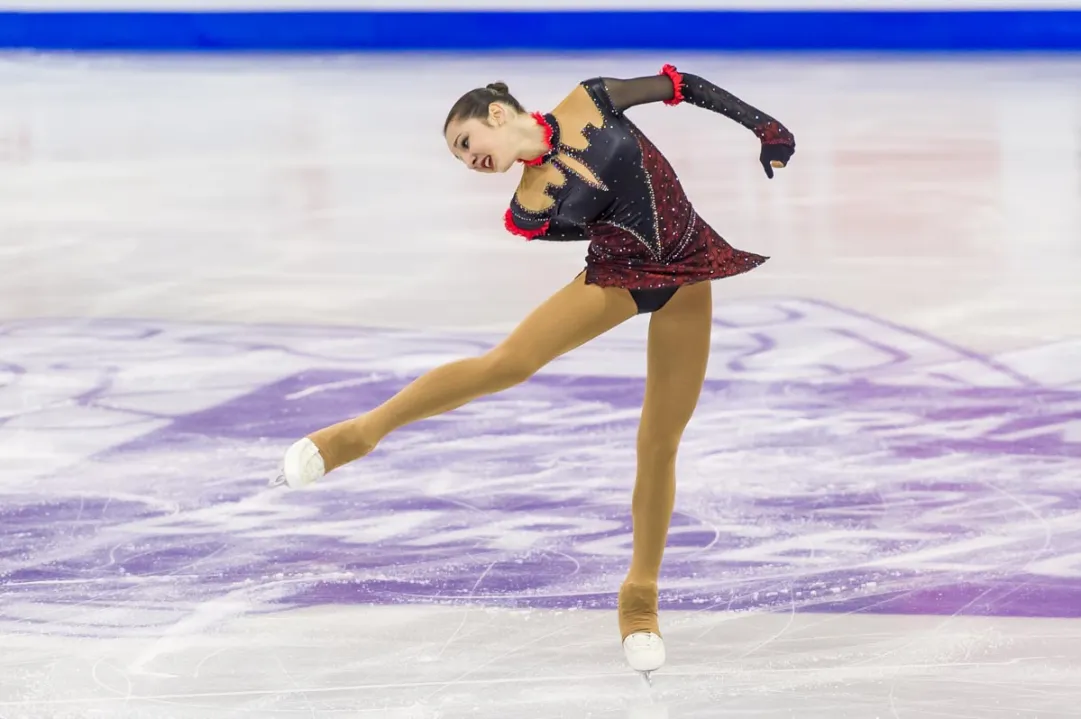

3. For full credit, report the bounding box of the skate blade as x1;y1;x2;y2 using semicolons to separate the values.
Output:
268;473;288;488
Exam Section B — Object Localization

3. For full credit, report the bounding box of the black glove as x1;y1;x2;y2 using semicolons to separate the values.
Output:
756;120;795;179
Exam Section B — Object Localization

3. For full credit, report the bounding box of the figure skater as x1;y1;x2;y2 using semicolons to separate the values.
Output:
274;64;795;674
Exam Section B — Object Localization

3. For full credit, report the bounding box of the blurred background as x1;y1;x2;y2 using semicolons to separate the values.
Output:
1;3;1080;719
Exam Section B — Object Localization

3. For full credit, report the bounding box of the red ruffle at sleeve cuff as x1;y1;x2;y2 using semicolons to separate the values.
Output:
504;208;549;240
658;64;685;106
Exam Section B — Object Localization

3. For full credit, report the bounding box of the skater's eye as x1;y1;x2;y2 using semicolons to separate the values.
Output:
462;137;470;150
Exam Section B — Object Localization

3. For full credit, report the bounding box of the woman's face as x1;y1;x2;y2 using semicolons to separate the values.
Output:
444;103;517;174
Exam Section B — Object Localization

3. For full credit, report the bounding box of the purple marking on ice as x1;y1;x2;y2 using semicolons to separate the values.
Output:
0;302;1079;636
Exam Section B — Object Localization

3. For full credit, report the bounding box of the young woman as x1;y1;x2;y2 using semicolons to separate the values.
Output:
274;64;795;675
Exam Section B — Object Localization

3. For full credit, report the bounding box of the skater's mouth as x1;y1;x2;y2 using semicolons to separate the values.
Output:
482;155;493;171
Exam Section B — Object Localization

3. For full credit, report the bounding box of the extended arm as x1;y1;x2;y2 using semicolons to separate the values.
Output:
601;66;786;133
599;65;795;177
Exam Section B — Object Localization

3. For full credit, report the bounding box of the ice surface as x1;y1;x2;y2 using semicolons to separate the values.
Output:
0;54;1079;717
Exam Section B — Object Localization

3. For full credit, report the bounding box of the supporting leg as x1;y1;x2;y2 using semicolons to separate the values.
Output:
619;280;713;671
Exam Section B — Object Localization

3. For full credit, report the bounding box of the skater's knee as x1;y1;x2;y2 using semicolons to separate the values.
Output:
636;432;683;479
637;424;683;462
480;346;544;389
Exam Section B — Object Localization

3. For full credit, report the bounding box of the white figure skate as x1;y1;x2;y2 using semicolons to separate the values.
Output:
623;631;665;675
269;437;325;488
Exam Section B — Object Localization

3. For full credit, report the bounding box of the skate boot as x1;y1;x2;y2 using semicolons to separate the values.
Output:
270;437;325;488
619;581;666;673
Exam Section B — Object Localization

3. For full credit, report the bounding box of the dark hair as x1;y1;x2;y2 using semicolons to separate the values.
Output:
443;82;526;133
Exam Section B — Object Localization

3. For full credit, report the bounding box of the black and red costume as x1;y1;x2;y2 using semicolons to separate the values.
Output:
505;64;795;312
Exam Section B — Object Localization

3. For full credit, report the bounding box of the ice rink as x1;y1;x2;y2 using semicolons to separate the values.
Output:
1;53;1080;717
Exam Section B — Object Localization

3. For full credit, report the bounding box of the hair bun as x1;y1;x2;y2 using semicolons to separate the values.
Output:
486;82;509;94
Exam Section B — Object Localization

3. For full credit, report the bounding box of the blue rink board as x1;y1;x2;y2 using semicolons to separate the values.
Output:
0;10;1080;52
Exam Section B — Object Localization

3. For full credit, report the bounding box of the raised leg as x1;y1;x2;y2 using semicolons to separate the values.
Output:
280;272;639;486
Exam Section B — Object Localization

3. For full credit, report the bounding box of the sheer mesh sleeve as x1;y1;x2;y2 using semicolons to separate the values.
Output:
598;74;680;113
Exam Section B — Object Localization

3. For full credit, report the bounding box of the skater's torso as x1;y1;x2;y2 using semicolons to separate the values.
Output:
506;79;695;259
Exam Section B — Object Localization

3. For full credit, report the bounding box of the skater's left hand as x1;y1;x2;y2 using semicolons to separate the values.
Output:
755;121;795;179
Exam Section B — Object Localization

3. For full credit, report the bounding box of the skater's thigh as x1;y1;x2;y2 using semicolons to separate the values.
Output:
492;272;638;368
640;281;713;449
